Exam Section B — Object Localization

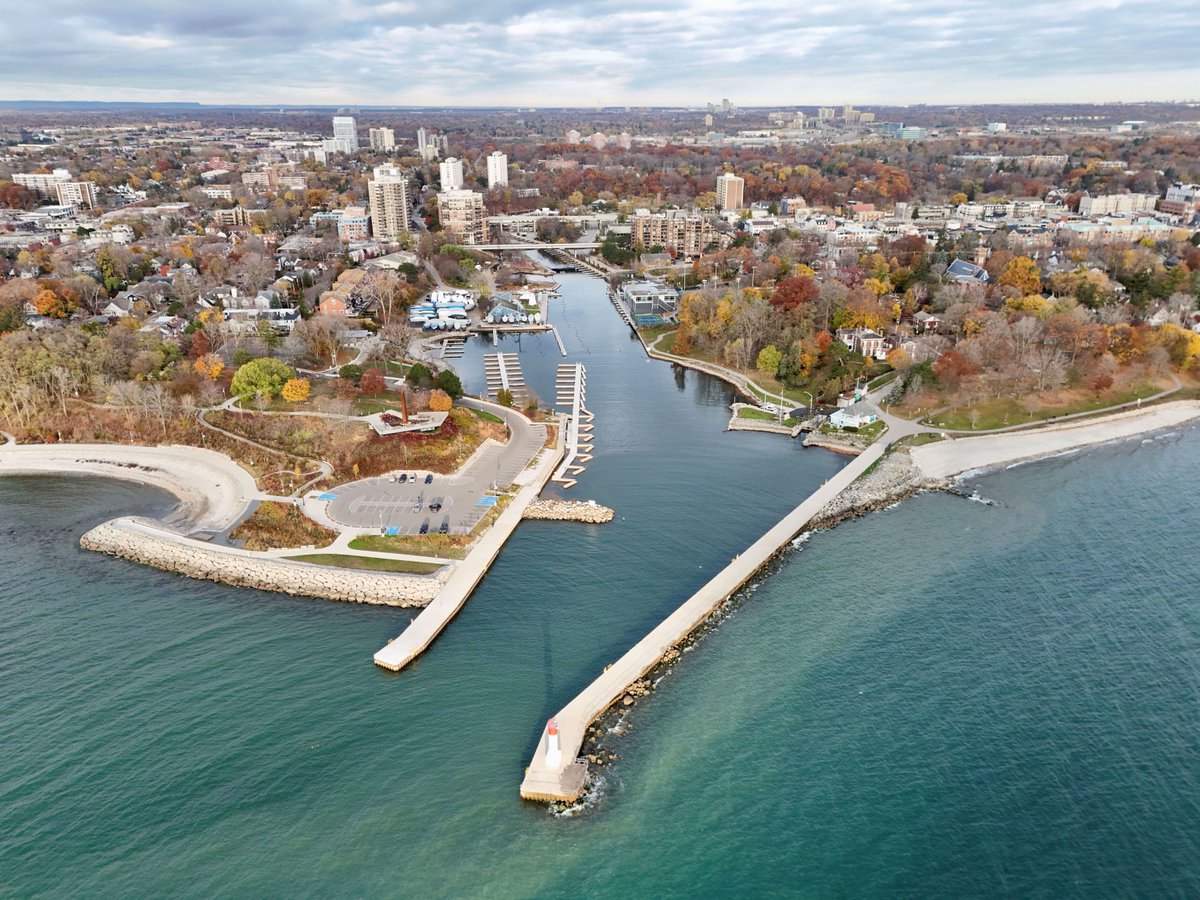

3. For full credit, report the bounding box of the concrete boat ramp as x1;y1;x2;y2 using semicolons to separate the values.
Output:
520;436;891;802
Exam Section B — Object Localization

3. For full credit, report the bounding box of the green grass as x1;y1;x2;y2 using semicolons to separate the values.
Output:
900;432;946;447
472;408;504;424
928;384;1160;430
737;407;799;427
349;534;469;560
287;553;442;574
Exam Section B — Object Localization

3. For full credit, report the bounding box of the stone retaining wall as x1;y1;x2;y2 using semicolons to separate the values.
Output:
81;520;440;606
523;499;615;523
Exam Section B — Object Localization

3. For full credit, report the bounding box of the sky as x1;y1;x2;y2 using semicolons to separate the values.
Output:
1;0;1198;107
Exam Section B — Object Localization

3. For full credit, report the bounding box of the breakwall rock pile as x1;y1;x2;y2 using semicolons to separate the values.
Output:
523;499;615;523
81;520;440;607
808;448;948;530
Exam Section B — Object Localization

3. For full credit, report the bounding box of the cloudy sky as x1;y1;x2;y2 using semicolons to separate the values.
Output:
2;0;1198;106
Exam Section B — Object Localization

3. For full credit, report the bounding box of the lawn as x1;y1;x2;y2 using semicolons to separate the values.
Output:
927;382;1164;430
231;502;337;551
472;408;504;424
286;553;443;574
737;407;799;427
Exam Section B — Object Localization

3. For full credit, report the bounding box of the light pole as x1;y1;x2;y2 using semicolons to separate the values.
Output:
801;390;814;415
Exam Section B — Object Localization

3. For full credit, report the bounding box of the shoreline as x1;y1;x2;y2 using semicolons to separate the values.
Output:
525;399;1200;806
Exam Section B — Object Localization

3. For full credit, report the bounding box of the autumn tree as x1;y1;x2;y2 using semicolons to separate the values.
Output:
229;357;295;399
769;275;819;312
933;350;975;389
755;344;782;378
359;367;386;395
193;353;225;380
997;257;1042;296
34;289;68;319
281;377;311;403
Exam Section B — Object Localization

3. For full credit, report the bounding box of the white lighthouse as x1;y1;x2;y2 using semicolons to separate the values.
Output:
545;717;562;767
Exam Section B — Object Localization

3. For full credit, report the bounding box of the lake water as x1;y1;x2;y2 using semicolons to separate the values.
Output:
3;265;1199;897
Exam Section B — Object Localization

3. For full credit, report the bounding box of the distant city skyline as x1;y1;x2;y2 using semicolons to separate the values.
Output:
1;0;1199;107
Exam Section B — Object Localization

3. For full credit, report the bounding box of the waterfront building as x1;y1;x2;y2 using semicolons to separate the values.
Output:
368;127;395;151
332;116;359;152
437;189;487;245
367;165;411;242
486;151;508;188
440;157;464;190
631;210;715;258
716;173;744;211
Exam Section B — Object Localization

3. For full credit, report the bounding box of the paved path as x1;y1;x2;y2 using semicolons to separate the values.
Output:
374;425;565;672
520;433;894;802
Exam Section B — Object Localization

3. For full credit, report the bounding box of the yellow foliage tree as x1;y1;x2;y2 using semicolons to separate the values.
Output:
281;377;311;403
194;353;224;380
886;348;913;371
34;288;67;318
863;277;891;298
197;308;223;325
428;389;452;412
998;257;1042;295
794;263;816;278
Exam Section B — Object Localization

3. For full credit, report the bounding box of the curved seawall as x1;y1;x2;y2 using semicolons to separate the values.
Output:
83;519;441;606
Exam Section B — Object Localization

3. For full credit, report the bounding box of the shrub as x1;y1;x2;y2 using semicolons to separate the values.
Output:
338;363;363;385
429;389;452;412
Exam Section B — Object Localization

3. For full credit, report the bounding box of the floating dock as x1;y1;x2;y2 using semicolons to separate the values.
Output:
552;363;592;489
483;352;528;403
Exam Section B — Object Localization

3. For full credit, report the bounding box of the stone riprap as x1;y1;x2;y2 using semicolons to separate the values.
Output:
523;499;615;523
808;448;945;530
81;519;440;606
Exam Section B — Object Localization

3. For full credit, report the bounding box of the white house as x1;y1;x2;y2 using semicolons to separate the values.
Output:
829;401;879;429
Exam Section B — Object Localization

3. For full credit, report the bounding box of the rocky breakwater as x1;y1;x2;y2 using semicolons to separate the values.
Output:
523;499;615;523
808;446;951;530
81;519;441;607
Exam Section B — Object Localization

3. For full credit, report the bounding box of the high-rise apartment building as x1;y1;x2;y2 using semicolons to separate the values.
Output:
439;157;464;190
716;173;744;211
368;127;395;151
367;165;411;242
331;116;359;152
631;211;715;257
55;180;97;211
486;151;508;188
437;189;487;245
13;168;72;196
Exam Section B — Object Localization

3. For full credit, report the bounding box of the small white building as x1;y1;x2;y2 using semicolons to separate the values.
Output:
829;401;879;430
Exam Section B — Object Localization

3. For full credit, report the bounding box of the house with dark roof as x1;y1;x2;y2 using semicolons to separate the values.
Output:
945;258;990;284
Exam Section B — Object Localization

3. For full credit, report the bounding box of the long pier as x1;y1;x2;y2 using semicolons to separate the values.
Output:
519;435;892;802
374;425;565;672
552;363;592;490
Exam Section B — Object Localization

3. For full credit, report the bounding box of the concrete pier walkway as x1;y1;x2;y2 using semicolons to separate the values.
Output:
520;435;892;802
374;424;565;672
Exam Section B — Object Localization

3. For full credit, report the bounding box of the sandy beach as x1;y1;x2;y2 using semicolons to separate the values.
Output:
0;443;257;535
910;400;1200;479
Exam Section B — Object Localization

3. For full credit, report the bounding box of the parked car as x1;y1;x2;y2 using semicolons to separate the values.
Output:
419;520;430;535
429;499;442;512
438;517;449;534
424;474;433;484
398;473;407;483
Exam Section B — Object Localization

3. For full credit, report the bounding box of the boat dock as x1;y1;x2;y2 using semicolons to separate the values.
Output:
483;352;528;403
552;363;592;490
608;290;636;332
519;435;893;802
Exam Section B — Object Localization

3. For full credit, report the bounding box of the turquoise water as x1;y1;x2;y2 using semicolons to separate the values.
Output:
4;271;1200;896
